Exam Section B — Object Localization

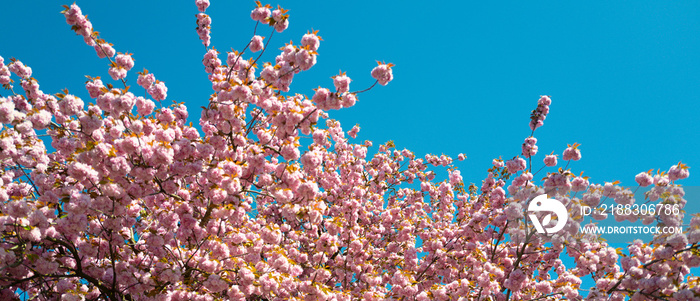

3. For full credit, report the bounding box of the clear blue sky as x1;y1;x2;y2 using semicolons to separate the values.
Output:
3;1;698;191
3;1;700;294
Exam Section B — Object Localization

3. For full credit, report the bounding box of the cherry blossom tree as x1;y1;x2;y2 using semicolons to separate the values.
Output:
0;1;698;300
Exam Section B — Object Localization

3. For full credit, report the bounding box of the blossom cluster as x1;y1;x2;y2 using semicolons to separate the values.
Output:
137;70;168;102
529;95;551;131
62;4;94;46
0;2;696;301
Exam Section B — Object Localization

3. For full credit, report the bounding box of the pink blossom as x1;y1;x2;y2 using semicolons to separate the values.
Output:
196;13;212;47
521;136;538;158
8;61;32;79
68;11;93;39
333;74;351;93
505;203;523;220
493;159;505;168
635;172;653;187
67;161;98;182
529;96;551;130
535;282;552;294
251;6;271;22
506;269;526;290
538;95;552;105
341;93;357;108
562;143;582;161
28;110;52;130
79;114;102;135
231;85;252;102
111;92;135;115
348;124;360;138
302;33;321;51
371;63;394;86
653;174;669;187
108;67;127;80
195;0;210;12
296;49;316;71
529;119;544;131
0;58;9;85
571;176;589;191
63;4;82;25
301;150;323;169
280;143;300;160
250;35;264;52
0;98;15;124
261;227;282;244
58;94;84;116
115;53;135;70
147;81;168;101
137;73;155;89
272;13;288;32
94;43;115;58
135;97;155;116
668;163;690;181
312;88;331;109
666;233;688;250
157;108;176;124
544;154;557;167
85;78;105;98
506;157;527;173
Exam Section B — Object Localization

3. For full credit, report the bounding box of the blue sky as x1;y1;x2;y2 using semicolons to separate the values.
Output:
3;0;700;294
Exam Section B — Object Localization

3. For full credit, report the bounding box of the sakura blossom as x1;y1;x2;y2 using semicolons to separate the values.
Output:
0;2;696;301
